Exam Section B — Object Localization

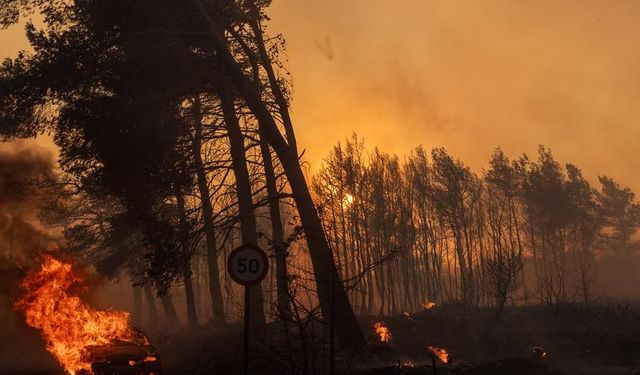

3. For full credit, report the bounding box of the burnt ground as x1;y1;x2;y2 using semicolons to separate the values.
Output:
157;303;640;375
3;303;640;374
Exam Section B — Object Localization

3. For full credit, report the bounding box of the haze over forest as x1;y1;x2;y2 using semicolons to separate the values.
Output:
2;0;640;193
1;2;640;375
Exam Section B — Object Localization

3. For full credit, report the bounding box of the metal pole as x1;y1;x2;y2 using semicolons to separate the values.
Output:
244;285;250;375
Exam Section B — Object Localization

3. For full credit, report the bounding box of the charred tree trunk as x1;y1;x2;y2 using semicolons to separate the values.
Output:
132;285;143;328
191;96;226;325
144;284;158;328
219;82;266;327
160;292;180;328
182;269;198;327
175;187;198;327
259;130;290;320
195;1;366;349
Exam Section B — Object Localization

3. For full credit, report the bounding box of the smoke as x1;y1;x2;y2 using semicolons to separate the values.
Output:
0;140;59;265
269;0;640;192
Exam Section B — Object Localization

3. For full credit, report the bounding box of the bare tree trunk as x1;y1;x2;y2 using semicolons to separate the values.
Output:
195;1;366;349
132;285;143;328
176;187;198;327
191;96;226;324
259;130;290;320
144;284;158;328
219;81;266;327
160;292;180;328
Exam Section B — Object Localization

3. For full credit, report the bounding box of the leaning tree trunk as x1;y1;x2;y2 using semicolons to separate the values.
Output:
195;1;366;350
219;81;266;328
160;292;180;328
191;96;226;324
259;130;290;320
144;284;158;328
175;187;199;327
132;285;143;327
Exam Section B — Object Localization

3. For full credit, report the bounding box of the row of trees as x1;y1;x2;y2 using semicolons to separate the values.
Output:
0;0;366;349
1;2;637;352
313;134;640;316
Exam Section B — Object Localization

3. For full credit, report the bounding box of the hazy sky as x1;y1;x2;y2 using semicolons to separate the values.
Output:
268;0;640;192
2;1;639;191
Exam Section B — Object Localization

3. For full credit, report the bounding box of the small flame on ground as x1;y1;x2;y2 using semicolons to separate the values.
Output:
428;345;449;363
373;321;392;343
422;301;437;310
402;311;411;319
532;346;547;359
15;256;136;375
396;360;415;368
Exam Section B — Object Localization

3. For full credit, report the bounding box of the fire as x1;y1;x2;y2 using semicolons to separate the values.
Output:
422;301;437;310
428;345;449;363
532;346;547;358
15;256;136;375
373;321;392;343
400;361;414;368
344;193;354;206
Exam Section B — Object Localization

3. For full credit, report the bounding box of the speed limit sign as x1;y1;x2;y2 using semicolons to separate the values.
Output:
227;244;269;286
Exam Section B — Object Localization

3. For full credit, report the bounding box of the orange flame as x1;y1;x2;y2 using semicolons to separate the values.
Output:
373;321;392;343
422;301;437;310
428;345;449;363
399;360;414;368
15;256;136;375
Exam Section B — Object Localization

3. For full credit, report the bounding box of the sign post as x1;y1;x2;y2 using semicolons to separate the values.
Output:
227;245;269;375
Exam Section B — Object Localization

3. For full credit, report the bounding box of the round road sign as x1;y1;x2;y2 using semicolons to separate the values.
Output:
227;245;269;286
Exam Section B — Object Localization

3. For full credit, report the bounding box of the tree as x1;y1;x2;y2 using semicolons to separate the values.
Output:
1;0;366;348
427;147;482;305
597;176;640;258
193;0;367;349
484;148;523;318
565;164;599;307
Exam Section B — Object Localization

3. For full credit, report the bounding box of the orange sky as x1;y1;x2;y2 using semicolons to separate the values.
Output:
2;1;640;192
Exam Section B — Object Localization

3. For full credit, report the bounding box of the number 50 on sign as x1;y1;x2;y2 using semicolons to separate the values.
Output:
227;245;269;286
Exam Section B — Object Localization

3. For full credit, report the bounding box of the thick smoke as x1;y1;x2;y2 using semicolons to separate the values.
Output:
0;142;58;264
269;0;640;193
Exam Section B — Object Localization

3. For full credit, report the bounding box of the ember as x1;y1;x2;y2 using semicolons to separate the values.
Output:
396;360;415;368
532;346;547;359
373;321;392;343
422;301;437;310
15;256;136;375
428;345;449;364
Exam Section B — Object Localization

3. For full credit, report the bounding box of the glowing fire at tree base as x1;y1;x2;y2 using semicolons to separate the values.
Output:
373;321;392;344
428;345;450;364
15;256;136;375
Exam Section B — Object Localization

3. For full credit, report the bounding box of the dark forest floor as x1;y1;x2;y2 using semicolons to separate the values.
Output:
157;303;640;375
3;303;640;374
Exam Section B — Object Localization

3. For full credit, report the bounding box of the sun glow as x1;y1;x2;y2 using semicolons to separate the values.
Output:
344;193;354;206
